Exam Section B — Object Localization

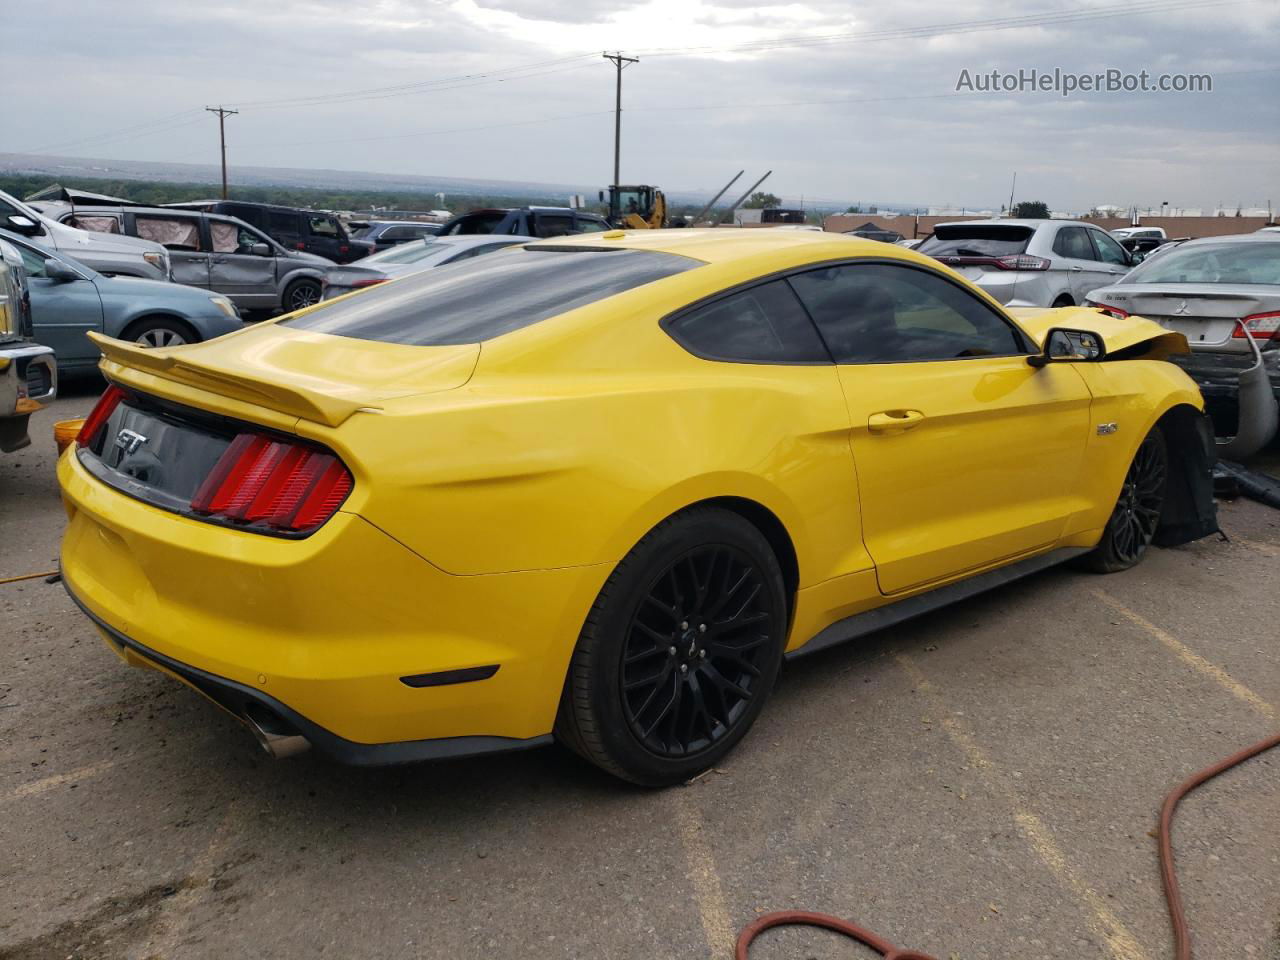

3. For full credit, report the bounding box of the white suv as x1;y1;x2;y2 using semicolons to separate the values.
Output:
918;219;1140;308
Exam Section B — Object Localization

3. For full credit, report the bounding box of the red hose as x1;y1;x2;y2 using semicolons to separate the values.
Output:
737;732;1280;960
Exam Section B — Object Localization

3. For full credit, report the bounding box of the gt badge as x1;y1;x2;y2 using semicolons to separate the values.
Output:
114;428;149;455
1097;422;1119;436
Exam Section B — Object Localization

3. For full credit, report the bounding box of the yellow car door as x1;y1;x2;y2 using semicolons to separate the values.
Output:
789;261;1093;595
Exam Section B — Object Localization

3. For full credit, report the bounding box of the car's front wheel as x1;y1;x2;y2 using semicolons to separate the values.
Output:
1081;426;1168;573
124;316;197;349
557;507;788;786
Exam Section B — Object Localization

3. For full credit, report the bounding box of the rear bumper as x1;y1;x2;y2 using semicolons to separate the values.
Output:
1171;349;1280;398
58;448;609;757
65;581;551;765
0;342;57;452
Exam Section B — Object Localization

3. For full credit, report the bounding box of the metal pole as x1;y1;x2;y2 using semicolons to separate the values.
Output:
716;171;772;226
690;171;744;226
206;106;238;199
602;53;638;188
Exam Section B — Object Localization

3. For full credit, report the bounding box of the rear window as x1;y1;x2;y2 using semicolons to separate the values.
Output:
364;240;444;265
1126;241;1280;285
918;225;1034;258
440;212;508;236
284;248;702;345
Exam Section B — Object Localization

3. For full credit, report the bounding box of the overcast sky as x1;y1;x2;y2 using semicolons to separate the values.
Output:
8;0;1278;212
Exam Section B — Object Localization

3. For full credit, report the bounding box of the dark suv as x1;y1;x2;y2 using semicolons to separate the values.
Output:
438;206;610;239
165;201;374;263
350;220;442;253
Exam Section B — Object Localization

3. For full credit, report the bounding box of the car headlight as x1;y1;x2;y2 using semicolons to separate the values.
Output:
209;296;238;318
142;250;170;274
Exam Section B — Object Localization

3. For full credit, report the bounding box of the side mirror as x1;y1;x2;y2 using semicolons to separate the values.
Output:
1028;327;1106;368
1129;251;1145;265
250;242;271;256
44;260;82;283
6;214;39;236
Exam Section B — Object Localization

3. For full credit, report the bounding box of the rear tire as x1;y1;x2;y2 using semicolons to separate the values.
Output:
1080;426;1168;573
123;316;198;349
556;507;788;786
282;278;321;312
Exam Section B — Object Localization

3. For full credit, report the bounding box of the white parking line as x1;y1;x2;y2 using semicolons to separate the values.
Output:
673;789;736;958
1092;589;1277;722
9;759;120;800
896;654;1152;960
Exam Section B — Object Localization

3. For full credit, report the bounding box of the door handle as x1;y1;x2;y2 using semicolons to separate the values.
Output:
867;410;925;434
1069;265;1083;272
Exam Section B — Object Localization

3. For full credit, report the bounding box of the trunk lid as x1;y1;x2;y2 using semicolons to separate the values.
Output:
90;320;479;428
1086;283;1280;353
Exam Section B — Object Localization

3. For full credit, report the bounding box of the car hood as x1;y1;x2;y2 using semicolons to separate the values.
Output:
89;318;480;428
1009;304;1190;358
94;275;218;305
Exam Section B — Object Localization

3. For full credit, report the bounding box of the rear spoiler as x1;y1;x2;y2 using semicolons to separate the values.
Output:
89;332;368;427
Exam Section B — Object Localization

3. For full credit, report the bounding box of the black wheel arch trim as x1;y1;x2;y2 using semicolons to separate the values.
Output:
63;579;549;766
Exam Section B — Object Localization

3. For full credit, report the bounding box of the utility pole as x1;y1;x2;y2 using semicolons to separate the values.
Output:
602;52;638;188
206;106;239;199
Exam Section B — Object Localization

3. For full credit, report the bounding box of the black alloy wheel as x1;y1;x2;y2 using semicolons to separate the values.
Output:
1082;426;1168;572
556;507;787;786
621;544;773;758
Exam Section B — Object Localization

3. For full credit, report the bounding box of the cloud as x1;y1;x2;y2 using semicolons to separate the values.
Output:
5;0;1277;211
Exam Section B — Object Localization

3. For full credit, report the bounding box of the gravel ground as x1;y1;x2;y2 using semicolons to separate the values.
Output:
2;380;1278;960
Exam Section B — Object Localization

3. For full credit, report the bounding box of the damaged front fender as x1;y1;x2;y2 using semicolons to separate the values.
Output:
1008;306;1190;360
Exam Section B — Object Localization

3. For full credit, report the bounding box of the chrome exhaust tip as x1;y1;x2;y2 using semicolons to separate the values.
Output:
243;706;310;759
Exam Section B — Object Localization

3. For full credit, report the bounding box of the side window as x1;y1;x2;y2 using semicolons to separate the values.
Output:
69;215;121;234
442;246;483;264
308;215;339;238
134;216;201;250
269;211;299;237
665;279;828;364
575;217;609;233
1090;230;1129;266
1053;227;1095;260
789;263;1025;363
16;245;48;278
211;221;267;254
533;214;576;238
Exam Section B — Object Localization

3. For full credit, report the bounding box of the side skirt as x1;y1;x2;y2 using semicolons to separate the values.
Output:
786;546;1089;660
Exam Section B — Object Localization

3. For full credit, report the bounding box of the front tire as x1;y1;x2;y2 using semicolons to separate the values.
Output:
123;316;197;349
1081;426;1168;573
556;507;788;786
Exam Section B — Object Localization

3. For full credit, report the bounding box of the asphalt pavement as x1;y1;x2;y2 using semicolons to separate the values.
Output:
2;380;1277;960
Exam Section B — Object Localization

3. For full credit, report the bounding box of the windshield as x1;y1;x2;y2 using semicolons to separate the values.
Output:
917;225;1034;258
1126;241;1280;285
363;240;446;265
283;248;701;346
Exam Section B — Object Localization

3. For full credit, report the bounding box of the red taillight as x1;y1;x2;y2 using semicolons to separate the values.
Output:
994;254;1051;271
1231;310;1280;341
190;432;353;534
350;277;388;289
75;385;125;448
339;244;350;254
295;242;306;251
1088;301;1130;319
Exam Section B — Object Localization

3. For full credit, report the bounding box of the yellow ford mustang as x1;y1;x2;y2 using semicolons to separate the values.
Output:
59;229;1217;785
